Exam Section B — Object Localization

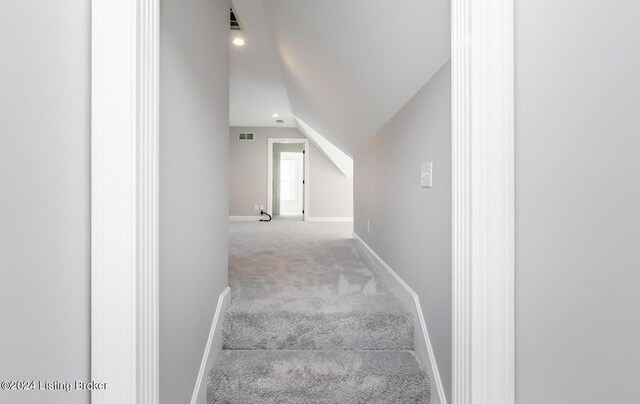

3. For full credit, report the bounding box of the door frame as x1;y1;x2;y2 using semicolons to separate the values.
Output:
279;151;305;215
451;0;515;403
266;138;310;221
91;1;159;403
90;0;514;403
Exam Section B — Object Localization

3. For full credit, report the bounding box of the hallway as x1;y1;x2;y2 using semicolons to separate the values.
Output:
4;1;639;403
207;221;430;403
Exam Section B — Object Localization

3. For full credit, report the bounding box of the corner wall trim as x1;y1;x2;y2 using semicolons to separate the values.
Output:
352;232;447;404
190;287;231;404
307;217;354;223
452;0;515;402
91;1;159;403
229;216;262;222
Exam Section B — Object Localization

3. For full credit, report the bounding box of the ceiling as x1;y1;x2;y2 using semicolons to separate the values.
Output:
230;0;450;156
229;0;294;127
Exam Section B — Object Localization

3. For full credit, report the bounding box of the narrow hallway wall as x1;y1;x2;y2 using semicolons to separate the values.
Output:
160;0;229;402
515;1;640;402
353;61;452;402
0;1;90;403
229;127;353;219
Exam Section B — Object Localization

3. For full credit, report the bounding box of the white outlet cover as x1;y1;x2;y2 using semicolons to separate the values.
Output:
421;162;433;188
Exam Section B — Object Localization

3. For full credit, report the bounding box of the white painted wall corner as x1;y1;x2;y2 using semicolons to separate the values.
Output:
190;287;231;404
352;233;447;404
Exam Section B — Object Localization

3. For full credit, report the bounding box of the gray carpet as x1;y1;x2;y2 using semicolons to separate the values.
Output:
208;221;429;403
208;350;429;403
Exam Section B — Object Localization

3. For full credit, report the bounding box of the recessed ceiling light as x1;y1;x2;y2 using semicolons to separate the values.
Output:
272;113;279;118
232;37;245;46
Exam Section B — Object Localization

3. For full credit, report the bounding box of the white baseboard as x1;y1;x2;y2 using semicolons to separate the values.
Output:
307;217;353;223
190;287;231;404
352;233;447;404
229;216;261;222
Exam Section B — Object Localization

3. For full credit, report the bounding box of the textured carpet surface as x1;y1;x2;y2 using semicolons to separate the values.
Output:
208;350;430;404
223;221;413;350
208;221;429;403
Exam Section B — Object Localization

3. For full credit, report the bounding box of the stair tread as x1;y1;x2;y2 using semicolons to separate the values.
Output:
208;350;430;404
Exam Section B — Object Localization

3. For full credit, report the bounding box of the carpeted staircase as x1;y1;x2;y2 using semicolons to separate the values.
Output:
207;221;430;403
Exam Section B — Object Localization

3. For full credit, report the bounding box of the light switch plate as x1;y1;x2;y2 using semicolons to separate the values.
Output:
421;162;433;188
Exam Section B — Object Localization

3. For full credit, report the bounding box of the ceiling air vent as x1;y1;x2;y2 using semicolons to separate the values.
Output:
230;7;243;31
238;132;254;141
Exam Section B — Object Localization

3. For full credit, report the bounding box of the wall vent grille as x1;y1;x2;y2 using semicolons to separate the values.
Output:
230;7;243;31
238;133;254;141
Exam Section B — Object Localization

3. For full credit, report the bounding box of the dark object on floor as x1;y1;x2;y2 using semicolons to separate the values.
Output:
260;210;272;222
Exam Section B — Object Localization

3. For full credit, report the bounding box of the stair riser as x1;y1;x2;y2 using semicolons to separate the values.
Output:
208;350;430;404
209;376;428;403
223;312;414;350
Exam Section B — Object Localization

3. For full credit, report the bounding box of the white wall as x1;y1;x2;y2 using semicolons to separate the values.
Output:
229;127;353;219
515;1;640;403
353;61;451;402
307;141;353;218
0;1;90;403
160;0;229;403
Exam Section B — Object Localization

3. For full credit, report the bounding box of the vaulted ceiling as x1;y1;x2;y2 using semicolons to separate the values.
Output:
229;0;450;156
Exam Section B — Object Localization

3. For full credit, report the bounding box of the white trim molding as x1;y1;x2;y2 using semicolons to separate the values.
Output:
190;287;231;404
266;138;310;221
352;233;447;404
229;216;262;222
91;1;159;403
452;0;515;403
307;217;354;223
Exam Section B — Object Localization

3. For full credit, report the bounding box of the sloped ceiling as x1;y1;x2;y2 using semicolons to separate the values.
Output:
230;0;450;156
229;0;295;127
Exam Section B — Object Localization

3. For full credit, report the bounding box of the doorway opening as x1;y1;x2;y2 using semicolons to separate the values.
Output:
278;151;304;217
267;138;309;221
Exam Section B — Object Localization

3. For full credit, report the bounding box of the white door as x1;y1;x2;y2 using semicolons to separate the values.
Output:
279;152;304;215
